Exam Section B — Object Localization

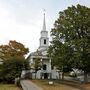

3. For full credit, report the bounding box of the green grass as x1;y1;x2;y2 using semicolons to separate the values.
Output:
0;84;21;90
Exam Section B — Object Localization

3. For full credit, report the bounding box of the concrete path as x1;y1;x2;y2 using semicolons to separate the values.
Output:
20;80;43;90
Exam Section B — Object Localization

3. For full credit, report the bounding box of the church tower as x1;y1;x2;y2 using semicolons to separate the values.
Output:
39;12;49;51
27;11;59;80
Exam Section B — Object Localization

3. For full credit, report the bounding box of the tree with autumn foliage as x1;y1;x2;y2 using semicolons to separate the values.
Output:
0;40;29;60
0;40;29;83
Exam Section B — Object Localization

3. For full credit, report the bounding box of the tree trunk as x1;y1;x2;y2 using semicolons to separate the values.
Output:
57;71;61;79
35;71;37;79
62;72;64;80
84;71;88;83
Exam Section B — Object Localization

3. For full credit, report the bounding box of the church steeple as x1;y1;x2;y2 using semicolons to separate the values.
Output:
39;11;49;51
42;12;46;31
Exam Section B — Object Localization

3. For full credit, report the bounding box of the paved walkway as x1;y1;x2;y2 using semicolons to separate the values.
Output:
20;80;43;90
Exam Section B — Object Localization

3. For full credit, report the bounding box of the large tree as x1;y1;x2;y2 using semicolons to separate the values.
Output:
0;40;29;83
48;4;90;82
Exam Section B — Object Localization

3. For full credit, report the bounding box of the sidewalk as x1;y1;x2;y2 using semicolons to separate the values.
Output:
20;80;43;90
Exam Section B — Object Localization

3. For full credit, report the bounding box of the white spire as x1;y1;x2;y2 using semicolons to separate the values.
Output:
42;10;46;31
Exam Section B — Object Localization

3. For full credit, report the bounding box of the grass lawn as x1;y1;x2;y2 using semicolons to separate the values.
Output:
0;84;21;90
32;80;80;90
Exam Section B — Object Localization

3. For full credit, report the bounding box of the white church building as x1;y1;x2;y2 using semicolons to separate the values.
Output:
27;13;59;79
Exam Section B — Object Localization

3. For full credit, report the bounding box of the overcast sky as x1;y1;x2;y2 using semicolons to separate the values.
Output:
0;0;90;53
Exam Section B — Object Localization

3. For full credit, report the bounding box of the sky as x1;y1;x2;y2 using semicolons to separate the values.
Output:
0;0;90;53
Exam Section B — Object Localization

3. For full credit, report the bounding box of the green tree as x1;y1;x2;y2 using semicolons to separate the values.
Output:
49;4;90;82
1;57;24;83
48;42;73;79
24;60;30;70
0;58;30;83
33;50;42;79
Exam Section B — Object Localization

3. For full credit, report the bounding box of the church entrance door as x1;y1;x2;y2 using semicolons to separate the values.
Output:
44;73;48;79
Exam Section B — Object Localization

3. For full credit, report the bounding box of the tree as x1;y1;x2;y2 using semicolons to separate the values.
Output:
48;42;73;79
0;40;29;83
1;57;24;83
49;4;90;82
24;60;30;70
0;40;29;60
32;50;42;79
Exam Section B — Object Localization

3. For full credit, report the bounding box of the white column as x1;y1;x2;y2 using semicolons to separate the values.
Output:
48;59;51;72
40;58;43;79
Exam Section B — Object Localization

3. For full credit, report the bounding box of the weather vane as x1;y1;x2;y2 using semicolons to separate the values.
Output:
43;9;46;14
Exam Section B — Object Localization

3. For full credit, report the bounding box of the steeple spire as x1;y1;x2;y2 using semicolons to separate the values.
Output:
39;10;49;50
42;10;46;31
